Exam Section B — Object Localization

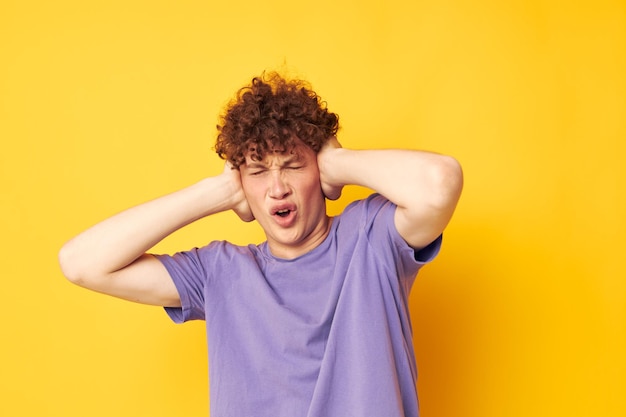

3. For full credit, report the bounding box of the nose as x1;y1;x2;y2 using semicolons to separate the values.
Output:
268;170;291;199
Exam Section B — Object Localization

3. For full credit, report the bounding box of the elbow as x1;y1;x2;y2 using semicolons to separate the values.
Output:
442;155;464;196
430;155;464;208
58;241;86;286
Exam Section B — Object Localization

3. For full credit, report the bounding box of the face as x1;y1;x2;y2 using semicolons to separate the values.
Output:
240;140;330;259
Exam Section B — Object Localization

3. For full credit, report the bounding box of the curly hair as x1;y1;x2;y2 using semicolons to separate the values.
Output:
215;72;339;168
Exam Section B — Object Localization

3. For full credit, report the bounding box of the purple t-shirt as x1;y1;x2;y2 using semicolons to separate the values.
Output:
157;194;441;417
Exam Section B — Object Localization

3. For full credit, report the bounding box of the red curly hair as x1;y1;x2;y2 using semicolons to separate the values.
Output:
215;72;339;168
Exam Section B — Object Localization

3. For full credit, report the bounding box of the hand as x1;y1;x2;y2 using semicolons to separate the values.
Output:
317;136;344;201
223;162;255;222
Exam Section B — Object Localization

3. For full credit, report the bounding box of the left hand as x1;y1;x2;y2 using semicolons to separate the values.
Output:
317;136;344;200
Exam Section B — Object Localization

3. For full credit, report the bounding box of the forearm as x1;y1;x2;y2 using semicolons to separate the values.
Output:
321;147;462;211
59;174;239;282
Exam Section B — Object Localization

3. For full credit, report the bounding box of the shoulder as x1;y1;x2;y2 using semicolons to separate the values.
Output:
159;240;256;269
332;194;397;248
338;194;442;265
339;193;395;227
341;193;392;214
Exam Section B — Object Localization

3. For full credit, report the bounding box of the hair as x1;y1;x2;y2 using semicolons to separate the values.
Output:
215;72;339;168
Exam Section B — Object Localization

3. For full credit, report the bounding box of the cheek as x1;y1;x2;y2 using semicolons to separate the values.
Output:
241;181;263;206
299;178;324;200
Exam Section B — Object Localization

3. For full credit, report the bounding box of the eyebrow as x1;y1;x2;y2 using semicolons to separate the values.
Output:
245;154;303;169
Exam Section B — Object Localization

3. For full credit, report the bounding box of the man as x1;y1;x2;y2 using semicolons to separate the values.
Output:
59;72;463;416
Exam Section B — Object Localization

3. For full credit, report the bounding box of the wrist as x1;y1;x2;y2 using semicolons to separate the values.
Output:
214;167;254;222
318;146;349;200
319;146;351;187
190;174;240;217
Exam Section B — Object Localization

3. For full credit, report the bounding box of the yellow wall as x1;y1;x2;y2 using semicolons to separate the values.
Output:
1;1;624;416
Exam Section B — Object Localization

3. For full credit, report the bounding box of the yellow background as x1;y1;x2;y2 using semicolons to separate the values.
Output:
1;0;624;416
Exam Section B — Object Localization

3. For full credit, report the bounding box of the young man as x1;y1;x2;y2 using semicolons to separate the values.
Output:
59;72;463;417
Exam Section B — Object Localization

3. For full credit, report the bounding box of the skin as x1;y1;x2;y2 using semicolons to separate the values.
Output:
239;140;331;259
319;137;464;250
58;136;463;308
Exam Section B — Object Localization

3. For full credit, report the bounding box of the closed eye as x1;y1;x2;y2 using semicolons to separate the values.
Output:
249;169;267;176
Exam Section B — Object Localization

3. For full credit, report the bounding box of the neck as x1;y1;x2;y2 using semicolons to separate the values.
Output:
268;215;332;259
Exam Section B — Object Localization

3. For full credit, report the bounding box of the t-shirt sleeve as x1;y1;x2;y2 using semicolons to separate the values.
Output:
155;247;210;323
414;234;442;263
358;194;442;278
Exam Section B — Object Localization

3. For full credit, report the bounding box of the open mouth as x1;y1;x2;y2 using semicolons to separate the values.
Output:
275;209;291;218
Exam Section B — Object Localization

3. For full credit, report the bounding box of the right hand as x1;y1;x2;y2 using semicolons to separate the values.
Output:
223;162;255;222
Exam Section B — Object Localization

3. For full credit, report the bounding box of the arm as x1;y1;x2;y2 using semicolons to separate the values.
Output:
58;164;252;307
318;138;463;250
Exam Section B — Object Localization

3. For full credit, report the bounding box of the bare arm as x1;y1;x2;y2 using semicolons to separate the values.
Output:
58;164;252;306
317;138;463;250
